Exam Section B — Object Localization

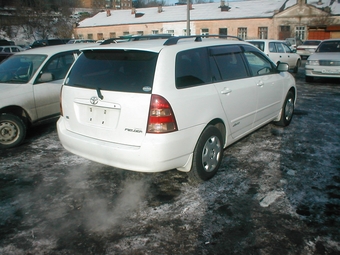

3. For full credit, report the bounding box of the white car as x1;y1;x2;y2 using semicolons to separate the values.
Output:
247;39;301;73
305;39;340;82
296;40;322;59
57;36;297;182
0;43;97;149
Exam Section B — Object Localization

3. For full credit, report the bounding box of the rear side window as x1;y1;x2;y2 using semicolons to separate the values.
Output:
65;50;158;93
175;48;210;88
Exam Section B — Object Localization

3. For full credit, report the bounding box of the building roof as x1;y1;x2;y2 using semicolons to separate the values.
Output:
77;0;340;28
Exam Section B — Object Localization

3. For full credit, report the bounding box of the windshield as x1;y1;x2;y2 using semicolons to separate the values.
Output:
316;41;340;53
0;54;47;83
65;50;158;93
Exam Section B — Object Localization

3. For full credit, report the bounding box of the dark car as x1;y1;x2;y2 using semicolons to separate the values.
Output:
0;39;14;46
30;39;70;48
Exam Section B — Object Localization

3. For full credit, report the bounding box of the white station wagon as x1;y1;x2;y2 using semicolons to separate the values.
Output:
0;43;98;149
57;36;297;182
247;39;301;73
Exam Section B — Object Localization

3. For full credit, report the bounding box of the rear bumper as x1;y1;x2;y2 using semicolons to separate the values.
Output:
57;117;203;173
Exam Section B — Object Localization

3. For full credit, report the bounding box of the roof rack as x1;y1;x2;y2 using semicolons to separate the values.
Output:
100;34;173;45
163;35;243;46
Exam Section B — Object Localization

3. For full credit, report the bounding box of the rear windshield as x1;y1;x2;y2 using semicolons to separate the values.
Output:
303;40;321;46
65;50;158;93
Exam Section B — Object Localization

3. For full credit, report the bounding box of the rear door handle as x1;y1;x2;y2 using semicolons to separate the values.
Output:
221;88;232;95
257;81;264;87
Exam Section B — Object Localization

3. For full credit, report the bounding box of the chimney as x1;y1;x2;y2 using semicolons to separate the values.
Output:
220;0;230;11
158;5;163;13
106;9;111;17
131;8;136;14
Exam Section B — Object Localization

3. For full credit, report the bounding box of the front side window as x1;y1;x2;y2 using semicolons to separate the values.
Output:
209;45;248;81
282;43;292;53
36;52;77;83
65;50;158;94
275;42;285;53
243;49;276;76
175;48;210;88
0;54;47;83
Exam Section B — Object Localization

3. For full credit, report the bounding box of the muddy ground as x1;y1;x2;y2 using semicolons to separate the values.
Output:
1;64;340;255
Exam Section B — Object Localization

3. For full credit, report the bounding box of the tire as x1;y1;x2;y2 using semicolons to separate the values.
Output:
0;114;27;149
305;76;314;82
187;125;223;182
274;91;295;127
293;59;300;73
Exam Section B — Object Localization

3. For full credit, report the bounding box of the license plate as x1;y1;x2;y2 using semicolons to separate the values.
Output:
322;69;340;74
86;106;119;127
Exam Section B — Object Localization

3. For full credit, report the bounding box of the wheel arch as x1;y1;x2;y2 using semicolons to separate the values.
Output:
207;118;227;147
0;106;31;126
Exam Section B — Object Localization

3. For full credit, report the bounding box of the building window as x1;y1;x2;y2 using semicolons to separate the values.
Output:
87;34;93;39
219;28;228;35
295;26;305;40
167;30;174;35
137;31;144;35
238;27;247;40
280;26;290;32
78;34;84;39
201;28;209;35
123;31;129;35
258;27;268;39
110;32;116;38
183;29;191;36
97;33;104;40
152;30;159;34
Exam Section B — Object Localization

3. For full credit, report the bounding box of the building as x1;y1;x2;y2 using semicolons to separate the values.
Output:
73;0;340;41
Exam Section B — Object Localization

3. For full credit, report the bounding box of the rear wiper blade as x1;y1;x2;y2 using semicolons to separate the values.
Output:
96;87;104;100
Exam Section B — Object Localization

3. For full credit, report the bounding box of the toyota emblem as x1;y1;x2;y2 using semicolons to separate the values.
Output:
90;96;99;105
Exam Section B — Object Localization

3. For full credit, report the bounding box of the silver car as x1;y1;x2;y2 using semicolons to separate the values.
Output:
305;39;340;82
0;43;97;148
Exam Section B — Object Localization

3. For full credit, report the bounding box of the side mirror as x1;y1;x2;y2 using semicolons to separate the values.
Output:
38;72;53;82
277;62;289;72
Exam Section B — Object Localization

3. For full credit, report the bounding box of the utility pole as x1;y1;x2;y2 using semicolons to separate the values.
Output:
186;0;190;35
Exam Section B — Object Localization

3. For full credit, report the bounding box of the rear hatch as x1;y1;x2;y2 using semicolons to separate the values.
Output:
61;49;158;146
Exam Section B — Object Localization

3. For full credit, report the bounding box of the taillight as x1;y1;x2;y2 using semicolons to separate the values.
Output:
147;94;177;133
60;86;63;116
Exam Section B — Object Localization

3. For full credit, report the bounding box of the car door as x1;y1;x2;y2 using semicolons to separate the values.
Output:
210;45;258;139
33;51;78;119
268;42;290;65
242;46;283;127
281;42;297;68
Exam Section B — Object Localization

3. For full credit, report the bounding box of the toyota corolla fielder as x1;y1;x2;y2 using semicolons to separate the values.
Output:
57;36;297;182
